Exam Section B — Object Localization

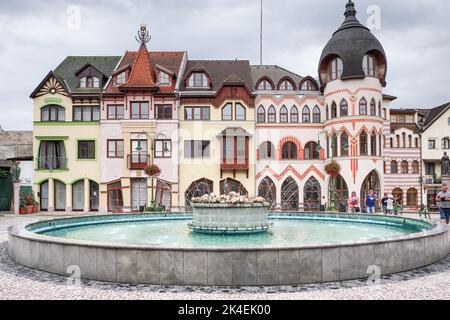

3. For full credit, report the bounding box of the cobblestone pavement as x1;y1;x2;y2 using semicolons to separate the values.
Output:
1;213;450;300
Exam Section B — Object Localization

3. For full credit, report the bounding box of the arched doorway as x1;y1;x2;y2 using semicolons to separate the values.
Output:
155;179;172;211
89;181;99;212
185;178;213;209
281;177;299;210
329;175;349;212
107;181;124;212
304;177;321;212
220;178;248;196
72;180;84;212
392;188;404;206
360;171;381;210
258;177;276;209
406;188;418;208
54;180;66;211
40;181;49;211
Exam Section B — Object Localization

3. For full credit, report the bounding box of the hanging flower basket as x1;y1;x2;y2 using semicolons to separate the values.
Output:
145;164;161;177
325;161;341;176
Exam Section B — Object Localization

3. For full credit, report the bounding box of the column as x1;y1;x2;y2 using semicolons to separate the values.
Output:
13;181;20;215
66;183;73;212
84;179;90;212
48;178;55;212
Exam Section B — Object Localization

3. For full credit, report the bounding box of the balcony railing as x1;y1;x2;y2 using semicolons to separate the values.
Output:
127;153;150;170
37;157;68;170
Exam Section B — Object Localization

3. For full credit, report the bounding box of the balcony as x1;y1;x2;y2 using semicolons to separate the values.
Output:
127;153;150;170
37;157;68;170
423;175;442;185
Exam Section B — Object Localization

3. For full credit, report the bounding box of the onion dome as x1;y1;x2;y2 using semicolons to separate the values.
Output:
318;1;387;89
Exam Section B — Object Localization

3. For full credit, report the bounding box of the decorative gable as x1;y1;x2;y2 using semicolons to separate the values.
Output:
29;71;70;98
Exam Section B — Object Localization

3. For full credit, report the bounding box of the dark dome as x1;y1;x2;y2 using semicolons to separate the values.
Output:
318;1;387;88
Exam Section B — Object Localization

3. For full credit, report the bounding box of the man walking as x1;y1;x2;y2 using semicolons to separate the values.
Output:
365;190;377;214
381;192;389;215
436;183;450;225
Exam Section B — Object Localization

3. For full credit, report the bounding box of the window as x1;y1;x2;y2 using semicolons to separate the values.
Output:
73;106;100;122
428;140;436;149
415;138;419;148
390;115;397;123
154;140;172;158
401;161;409;174
280;106;288;123
107;140;124;158
222;103;233;121
412;161;419;174
360;132;368;156
184;140;210;159
305;142;319;160
257;106;266;123
425;162;435;175
326;105;329;120
391;161;399;174
378;102;382;118
235;103;246;121
80;76;100;88
331;102;337;118
155;105;172;120
359;98;367;115
222;136;248;166
41;105;65;122
116;72;126;85
257;79;273;91
159;72;170;85
313;106;321;123
107;105;125;120
362;54;379;77
399;115;406;123
341;132;349;156
406;115;414;123
279;80;294;91
340;99;348;117
78;141;95;160
332;134;338;158
290;106;299;123
327;57;343;81
268;106;276;123
131;102;149;119
408;135;412;148
301;80;316;91
370;99;376;116
259;142;275;159
188;72;208;88
282;142;297;160
442;138;450;149
371;133;377;155
302;106;311;123
185;107;210;120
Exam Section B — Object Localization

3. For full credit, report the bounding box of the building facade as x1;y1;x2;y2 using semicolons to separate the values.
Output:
30;1;450;213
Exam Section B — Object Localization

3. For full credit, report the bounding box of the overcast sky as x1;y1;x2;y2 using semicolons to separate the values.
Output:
1;0;449;131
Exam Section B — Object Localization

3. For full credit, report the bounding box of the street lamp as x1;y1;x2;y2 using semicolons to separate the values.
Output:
418;117;425;212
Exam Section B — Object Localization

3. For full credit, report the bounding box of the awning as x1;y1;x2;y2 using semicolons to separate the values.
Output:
217;127;252;138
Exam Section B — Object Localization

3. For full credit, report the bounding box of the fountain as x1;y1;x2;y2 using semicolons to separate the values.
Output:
188;192;272;234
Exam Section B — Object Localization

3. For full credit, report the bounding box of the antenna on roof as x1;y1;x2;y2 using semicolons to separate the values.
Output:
260;0;263;65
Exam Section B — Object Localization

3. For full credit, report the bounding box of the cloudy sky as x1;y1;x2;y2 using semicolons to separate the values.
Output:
0;0;449;131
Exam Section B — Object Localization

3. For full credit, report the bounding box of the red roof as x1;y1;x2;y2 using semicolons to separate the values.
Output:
121;45;156;89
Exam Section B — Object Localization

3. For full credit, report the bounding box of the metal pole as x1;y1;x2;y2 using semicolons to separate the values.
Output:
260;0;263;65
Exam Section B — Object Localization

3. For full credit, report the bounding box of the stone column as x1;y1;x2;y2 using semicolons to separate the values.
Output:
65;183;72;212
48;178;55;212
84;179;90;213
13;181;20;215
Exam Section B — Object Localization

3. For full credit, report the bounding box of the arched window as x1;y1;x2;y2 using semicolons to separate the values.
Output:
301;80;316;91
268;106;276;123
302;106;311;123
401;161;409;174
391;161;398;174
412;161;419;174
331;134;338;158
360;132;368;156
305;142;319;160
290;106;299;123
363;54;379;77
188;72;209;88
406;188;418;207
279;79;294;91
257;79;273;91
313;106;321;123
282;142;297;160
258;177;276;208
257;106;266;123
442;138;450;149
281;177;299;210
41;105;65;122
327;57;343;81
331;102;338;118
415;137;419;148
359;98;367;115
259;142;275;160
235;103;246;121
341;132;349;157
222;103;232;121
304;177;322;212
370;99;376;116
280;106;288;123
378;101;382;117
340;99;348;117
390;137;394;148
371;132;377;155
185;178;213;209
220;178;248;196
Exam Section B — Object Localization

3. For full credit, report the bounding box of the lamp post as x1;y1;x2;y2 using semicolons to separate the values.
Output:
418;117;425;212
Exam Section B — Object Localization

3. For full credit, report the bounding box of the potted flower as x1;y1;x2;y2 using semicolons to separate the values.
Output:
145;164;161;177
325;161;341;176
19;194;27;215
32;199;39;213
23;193;34;214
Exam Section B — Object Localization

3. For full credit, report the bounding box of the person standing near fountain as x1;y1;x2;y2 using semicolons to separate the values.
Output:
348;192;360;214
365;190;377;214
436;183;450;225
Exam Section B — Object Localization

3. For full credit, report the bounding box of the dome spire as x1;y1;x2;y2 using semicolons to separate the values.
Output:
334;0;368;34
344;0;357;20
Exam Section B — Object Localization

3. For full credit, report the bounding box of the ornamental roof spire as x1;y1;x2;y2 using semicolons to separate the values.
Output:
136;24;151;48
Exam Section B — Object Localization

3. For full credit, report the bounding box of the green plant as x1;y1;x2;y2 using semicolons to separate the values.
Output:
325;161;341;175
21;193;34;206
144;206;165;213
145;164;161;177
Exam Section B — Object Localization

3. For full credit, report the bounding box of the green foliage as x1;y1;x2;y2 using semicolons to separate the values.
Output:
325;161;341;175
144;206;165;213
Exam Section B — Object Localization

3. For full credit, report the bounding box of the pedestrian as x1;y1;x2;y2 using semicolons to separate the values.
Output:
348;192;360;214
381;192;389;215
393;195;402;216
436;183;450;225
365;190;376;214
386;196;394;215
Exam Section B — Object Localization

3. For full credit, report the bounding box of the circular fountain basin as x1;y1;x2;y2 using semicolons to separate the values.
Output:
8;213;449;286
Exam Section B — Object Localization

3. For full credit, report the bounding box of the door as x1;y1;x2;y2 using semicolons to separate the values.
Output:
72;180;84;211
131;178;148;210
54;180;66;211
90;181;99;211
40;181;49;211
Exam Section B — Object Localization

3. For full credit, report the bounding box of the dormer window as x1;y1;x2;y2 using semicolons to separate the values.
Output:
80;76;100;88
159;72;171;85
257;79;273;91
327;57;343;82
115;72;126;85
279;80;294;91
301;80;316;91
188;72;209;88
363;54;379;78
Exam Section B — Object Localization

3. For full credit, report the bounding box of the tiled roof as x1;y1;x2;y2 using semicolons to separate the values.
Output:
121;45;156;89
181;60;253;92
423;102;450;130
251;65;303;89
